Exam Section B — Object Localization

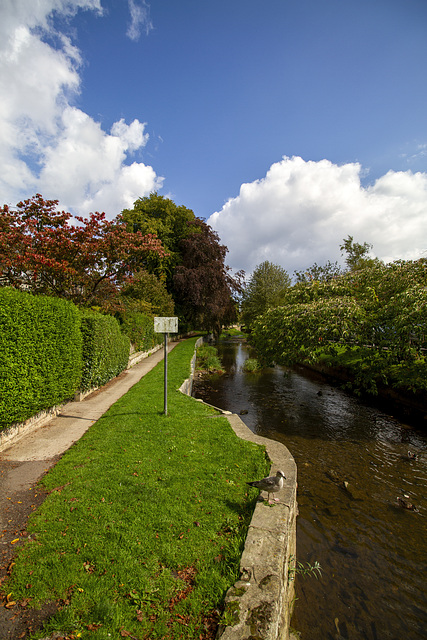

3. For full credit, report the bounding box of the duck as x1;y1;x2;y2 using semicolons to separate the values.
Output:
397;495;419;512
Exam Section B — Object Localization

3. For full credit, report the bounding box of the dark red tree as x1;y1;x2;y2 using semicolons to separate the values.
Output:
0;194;166;309
172;219;244;338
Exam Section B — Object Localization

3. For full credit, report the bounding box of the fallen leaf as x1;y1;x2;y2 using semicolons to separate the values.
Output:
5;593;16;608
10;538;19;545
119;628;138;639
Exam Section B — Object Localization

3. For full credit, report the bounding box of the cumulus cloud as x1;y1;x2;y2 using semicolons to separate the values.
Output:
126;0;153;41
208;156;427;276
0;0;161;217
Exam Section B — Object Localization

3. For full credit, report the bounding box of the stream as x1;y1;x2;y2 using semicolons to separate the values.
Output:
192;338;427;640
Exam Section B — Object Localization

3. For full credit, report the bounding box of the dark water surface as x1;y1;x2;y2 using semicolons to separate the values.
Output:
192;339;427;640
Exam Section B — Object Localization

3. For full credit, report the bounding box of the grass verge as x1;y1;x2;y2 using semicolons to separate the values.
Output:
3;338;269;640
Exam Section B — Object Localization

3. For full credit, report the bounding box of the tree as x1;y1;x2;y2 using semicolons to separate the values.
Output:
294;260;343;283
0;194;166;309
121;193;196;281
172;219;244;339
120;269;174;317
340;235;377;271
241;261;291;329
250;251;427;393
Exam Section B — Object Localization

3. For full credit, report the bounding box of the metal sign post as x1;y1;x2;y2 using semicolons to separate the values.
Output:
154;317;178;415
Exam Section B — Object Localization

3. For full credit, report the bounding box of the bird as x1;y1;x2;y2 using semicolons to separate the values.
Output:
397;495;419;512
247;470;286;504
407;450;419;461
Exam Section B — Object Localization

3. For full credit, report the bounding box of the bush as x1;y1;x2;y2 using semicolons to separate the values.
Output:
196;344;224;372
80;311;131;391
243;358;262;372
0;288;82;428
119;310;162;352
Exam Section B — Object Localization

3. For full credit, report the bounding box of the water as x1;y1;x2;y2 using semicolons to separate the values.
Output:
192;339;427;640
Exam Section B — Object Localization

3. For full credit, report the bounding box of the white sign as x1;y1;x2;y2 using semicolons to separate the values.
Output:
154;316;178;333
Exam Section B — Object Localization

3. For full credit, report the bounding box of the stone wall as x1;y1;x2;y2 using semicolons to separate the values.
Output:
179;340;298;640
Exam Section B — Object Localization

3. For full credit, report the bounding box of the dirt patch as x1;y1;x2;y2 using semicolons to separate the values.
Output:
0;461;55;639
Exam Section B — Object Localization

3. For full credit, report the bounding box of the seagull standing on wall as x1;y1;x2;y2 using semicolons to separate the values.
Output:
247;470;286;504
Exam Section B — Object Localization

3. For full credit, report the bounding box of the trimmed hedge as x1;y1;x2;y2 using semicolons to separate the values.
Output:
0;288;82;428
80;311;131;391
119;310;162;352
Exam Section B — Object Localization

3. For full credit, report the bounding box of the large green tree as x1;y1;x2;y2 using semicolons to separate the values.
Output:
121;193;196;281
241;261;291;329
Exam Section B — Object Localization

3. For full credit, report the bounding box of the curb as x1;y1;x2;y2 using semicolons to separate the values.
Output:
179;340;298;640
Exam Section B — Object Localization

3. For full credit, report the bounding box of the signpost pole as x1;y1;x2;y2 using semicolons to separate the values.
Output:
154;317;178;417
164;332;168;415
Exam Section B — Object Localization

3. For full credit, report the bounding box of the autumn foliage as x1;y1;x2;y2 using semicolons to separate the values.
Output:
0;194;166;309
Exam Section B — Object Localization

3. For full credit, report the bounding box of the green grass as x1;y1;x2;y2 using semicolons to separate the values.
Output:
4;338;269;640
219;328;246;338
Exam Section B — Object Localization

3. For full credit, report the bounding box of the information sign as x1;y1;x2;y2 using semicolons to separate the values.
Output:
154;317;178;333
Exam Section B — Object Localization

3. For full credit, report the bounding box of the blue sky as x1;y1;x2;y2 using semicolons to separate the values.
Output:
1;0;426;274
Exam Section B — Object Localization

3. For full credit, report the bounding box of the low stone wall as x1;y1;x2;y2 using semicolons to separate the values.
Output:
0;404;64;453
127;342;164;369
179;341;298;640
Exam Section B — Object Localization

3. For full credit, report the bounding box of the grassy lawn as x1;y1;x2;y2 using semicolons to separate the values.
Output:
4;338;269;640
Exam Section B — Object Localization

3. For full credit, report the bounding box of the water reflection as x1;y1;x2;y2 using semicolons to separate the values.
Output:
193;339;427;640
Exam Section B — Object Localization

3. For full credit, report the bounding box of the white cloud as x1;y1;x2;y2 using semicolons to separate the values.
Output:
38;107;162;214
0;0;161;217
208;156;427;276
126;0;153;41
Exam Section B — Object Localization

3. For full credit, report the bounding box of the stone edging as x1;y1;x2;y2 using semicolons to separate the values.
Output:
179;338;298;640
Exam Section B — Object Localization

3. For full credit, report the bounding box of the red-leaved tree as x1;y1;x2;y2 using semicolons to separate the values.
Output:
0;194;167;309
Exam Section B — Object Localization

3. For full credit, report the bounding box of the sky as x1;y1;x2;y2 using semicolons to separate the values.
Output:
1;0;426;276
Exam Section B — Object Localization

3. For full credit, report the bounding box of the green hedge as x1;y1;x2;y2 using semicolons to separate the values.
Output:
119;310;162;352
0;288;82;428
80;311;131;391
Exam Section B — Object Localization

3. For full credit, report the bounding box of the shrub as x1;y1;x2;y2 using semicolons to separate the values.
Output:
0;288;82;428
80;311;131;391
119;310;162;352
243;358;262;372
196;344;224;372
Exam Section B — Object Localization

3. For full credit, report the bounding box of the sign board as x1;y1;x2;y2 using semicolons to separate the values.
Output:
154;316;178;334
